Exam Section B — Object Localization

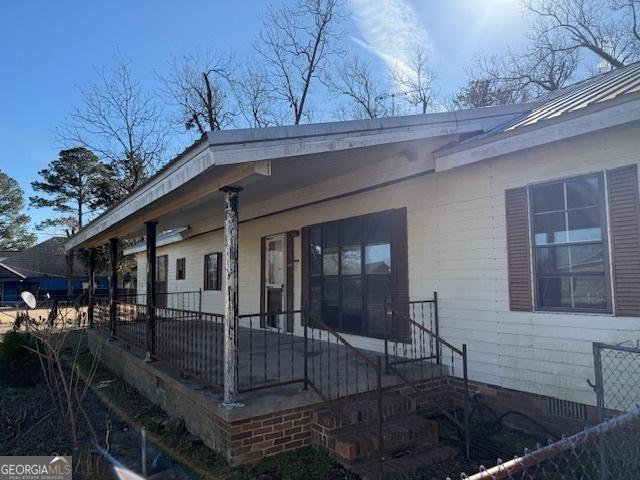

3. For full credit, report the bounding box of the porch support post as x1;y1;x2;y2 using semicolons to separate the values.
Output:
221;186;242;408
145;221;157;361
66;250;74;299
109;238;118;339
88;248;96;327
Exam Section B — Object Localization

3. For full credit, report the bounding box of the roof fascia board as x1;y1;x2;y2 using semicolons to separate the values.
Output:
205;103;535;149
65;161;266;251
435;95;640;172
0;263;26;279
208;105;535;166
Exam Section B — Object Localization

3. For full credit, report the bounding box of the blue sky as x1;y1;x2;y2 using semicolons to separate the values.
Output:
0;0;529;241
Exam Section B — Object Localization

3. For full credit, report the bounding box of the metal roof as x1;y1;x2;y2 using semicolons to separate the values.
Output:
504;61;640;131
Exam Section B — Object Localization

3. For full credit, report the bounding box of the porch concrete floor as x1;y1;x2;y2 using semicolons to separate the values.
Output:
107;316;447;419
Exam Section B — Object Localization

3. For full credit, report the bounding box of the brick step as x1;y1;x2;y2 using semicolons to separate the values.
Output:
332;415;438;464
313;391;416;431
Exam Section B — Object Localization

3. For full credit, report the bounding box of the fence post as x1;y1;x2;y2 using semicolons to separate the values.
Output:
433;291;441;364
593;342;608;480
145;221;157;361
462;343;470;459
88;247;96;328
383;297;389;374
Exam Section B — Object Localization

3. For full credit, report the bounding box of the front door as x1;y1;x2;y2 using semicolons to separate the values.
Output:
264;234;286;329
155;255;168;307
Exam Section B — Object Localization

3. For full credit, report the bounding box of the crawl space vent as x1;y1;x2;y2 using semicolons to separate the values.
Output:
547;397;588;421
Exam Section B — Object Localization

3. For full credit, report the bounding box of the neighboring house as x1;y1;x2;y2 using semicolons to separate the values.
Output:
0;237;109;304
66;63;640;467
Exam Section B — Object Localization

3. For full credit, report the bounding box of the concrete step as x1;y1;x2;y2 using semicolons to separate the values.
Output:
332;414;439;464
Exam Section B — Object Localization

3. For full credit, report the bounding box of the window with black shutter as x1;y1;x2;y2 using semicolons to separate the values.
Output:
176;257;186;280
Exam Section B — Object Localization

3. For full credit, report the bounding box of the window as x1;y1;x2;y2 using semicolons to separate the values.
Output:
307;211;393;335
176;257;186;280
529;173;611;312
204;253;222;290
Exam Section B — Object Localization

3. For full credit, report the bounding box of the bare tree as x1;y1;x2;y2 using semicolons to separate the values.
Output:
327;57;391;119
256;0;344;125
474;0;640;99
392;45;438;114
477;31;580;97
160;52;236;136
59;57;166;203
524;0;640;69
234;65;279;128
450;79;524;110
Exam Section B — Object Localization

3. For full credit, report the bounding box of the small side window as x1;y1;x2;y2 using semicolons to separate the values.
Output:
176;257;186;280
204;253;222;290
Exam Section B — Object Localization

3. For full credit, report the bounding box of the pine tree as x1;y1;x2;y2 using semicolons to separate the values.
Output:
30;147;107;232
0;170;36;250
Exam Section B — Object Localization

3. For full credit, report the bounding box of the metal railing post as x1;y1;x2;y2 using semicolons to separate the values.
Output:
462;343;470;459
383;297;389;374
433;291;441;364
303;311;309;391
376;356;384;480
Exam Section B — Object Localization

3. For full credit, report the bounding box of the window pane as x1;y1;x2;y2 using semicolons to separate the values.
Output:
323;222;339;248
534;212;567;245
569;244;605;273
536;244;604;275
309;277;322;325
342;217;362;245
536;247;570;275
568;207;601;242
364;212;391;244
323;248;339;275
538;276;572;309
342;246;361;275
323;277;339;328
367;274;391;297
310;226;322;276
567;175;601;209
573;275;607;310
531;182;564;214
267;239;284;285
342;276;363;333
365;244;391;274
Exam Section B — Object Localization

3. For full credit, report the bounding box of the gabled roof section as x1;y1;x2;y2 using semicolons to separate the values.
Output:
434;62;640;171
0;237;89;279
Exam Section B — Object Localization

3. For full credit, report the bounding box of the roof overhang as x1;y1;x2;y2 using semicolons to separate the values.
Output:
64;103;533;252
434;92;640;172
0;263;26;279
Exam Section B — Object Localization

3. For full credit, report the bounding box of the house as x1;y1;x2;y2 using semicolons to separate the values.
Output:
66;63;640;470
0;237;109;305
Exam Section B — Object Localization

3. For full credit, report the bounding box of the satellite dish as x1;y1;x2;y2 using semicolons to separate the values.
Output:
20;291;37;309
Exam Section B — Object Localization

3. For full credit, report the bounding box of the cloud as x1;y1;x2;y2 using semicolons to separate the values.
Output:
348;0;433;80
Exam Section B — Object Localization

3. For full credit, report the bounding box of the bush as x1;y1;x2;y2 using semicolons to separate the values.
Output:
0;331;42;387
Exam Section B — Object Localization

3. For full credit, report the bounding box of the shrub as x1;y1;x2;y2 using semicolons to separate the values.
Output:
0;331;42;387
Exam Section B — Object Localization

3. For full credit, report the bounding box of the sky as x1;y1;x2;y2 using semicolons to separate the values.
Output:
0;0;530;242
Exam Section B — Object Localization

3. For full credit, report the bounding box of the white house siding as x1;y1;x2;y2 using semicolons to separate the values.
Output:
135;122;640;406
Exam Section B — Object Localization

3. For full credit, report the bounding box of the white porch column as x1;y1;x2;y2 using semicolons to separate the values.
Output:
221;186;242;407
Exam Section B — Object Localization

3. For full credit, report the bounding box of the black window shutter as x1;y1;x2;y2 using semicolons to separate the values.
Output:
607;164;640;316
505;187;533;311
216;252;223;291
286;231;295;332
391;208;410;342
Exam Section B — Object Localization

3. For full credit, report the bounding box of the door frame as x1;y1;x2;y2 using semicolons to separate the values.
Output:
260;232;295;332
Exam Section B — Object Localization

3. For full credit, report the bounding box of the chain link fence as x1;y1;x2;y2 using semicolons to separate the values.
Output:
593;341;640;420
445;341;640;479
